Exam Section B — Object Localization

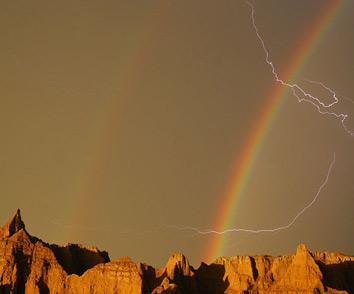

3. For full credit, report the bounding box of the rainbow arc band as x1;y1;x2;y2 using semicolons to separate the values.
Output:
206;0;345;260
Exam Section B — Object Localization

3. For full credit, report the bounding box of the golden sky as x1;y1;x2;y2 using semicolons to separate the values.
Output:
0;0;353;266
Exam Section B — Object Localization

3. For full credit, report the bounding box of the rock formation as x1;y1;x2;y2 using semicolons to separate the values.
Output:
0;210;353;293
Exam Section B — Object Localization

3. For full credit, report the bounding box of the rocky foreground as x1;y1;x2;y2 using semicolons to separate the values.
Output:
0;210;353;293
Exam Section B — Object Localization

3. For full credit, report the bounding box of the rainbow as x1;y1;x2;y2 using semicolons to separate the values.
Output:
67;2;170;240
206;0;346;260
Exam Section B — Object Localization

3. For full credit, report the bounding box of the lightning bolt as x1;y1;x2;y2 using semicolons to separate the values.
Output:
304;78;354;106
168;3;349;236
167;152;336;235
247;1;353;137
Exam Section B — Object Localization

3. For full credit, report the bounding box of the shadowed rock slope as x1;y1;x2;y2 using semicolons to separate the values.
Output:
0;210;353;293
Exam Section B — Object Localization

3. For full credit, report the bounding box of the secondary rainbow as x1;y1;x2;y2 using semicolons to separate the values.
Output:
206;0;346;260
67;2;171;240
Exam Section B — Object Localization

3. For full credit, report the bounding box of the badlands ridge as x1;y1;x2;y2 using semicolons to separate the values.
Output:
0;210;353;293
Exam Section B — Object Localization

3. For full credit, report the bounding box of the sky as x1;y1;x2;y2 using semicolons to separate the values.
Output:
0;0;353;267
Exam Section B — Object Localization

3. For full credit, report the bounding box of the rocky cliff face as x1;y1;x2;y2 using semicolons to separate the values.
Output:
0;210;353;293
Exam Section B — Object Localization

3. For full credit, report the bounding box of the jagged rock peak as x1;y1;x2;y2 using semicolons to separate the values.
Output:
296;243;309;253
0;208;25;238
165;253;193;279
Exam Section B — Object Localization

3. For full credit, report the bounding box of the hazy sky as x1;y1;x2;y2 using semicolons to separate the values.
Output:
0;0;353;267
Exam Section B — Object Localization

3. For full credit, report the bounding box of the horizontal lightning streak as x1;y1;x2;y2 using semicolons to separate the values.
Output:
167;152;336;235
